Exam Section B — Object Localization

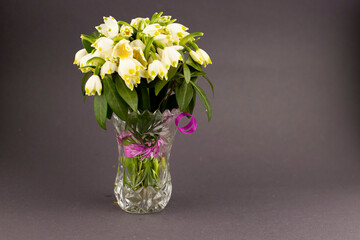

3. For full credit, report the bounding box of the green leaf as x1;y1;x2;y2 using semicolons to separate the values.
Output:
106;104;113;119
93;65;101;76
114;74;138;111
137;20;145;33
191;71;206;77
86;57;105;67
183;63;191;84
185;86;197;114
179;32;203;46
190;81;212;121
94;94;107;130
176;81;193;112
203;75;215;97
81;38;94;53
89;31;100;38
165;94;178;110
139;81;151;111
103;76;128;121
144;37;154;60
81;72;91;96
150;12;160;24
186;56;203;72
154;79;168;96
80;34;96;43
80;34;97;53
167;66;179;80
154;66;178;96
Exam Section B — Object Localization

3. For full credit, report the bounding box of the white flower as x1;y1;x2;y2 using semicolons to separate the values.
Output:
196;48;212;66
154;34;173;47
79;53;93;68
79;53;94;73
80;51;102;67
95;16;119;39
132;47;147;67
120;25;134;37
130;39;145;51
112;39;133;59
78;51;104;73
91;37;114;52
118;58;144;90
85;75;102;96
158;46;183;70
142;24;162;36
118;58;143;79
157;15;172;24
98;49;113;61
139;69;149;79
189;50;203;65
166;23;189;43
147;60;167;81
100;61;117;79
74;49;88;65
130;17;149;30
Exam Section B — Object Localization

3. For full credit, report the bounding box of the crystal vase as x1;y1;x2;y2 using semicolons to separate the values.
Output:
112;109;179;213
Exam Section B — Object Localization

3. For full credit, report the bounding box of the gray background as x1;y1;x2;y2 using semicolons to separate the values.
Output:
1;0;360;239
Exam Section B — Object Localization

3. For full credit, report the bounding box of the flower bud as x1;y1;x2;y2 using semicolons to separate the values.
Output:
85;75;102;96
189;50;203;65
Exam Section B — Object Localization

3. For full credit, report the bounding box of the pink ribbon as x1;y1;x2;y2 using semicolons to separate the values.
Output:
175;112;197;134
118;112;197;159
124;139;164;159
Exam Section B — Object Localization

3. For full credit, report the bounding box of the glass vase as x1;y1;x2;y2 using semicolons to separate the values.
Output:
112;109;179;214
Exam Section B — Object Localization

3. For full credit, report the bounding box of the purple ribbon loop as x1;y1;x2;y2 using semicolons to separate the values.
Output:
175;112;197;135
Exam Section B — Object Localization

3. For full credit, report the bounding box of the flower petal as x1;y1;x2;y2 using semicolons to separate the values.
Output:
100;61;117;79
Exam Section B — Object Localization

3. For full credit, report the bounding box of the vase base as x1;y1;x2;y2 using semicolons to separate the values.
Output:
114;180;172;214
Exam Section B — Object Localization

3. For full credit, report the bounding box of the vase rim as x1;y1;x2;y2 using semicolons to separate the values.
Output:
112;108;181;123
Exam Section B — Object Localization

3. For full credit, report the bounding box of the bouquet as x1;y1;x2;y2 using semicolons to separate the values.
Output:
74;12;213;127
73;12;214;213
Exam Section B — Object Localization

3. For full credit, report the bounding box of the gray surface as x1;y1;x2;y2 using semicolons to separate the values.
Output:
1;0;360;239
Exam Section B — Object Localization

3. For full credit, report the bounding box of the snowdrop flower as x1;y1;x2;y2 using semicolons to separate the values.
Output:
189;50;204;65
85;75;102;96
118;58;144;90
80;51;103;67
157;15;172;24
158;46;183;70
79;53;93;68
112;39;144;90
74;49;87;65
120;25;134;37
166;23;189;43
196;48;212;67
132;47;147;67
95;16;119;39
98;49;113;61
91;37;114;52
112;39;133;59
154;34;173;47
100;61;117;79
91;37;114;61
118;58;143;81
79;53;95;73
142;24;162;36
147;60;167;81
130;17;149;30
78;51;105;73
130;39;145;51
